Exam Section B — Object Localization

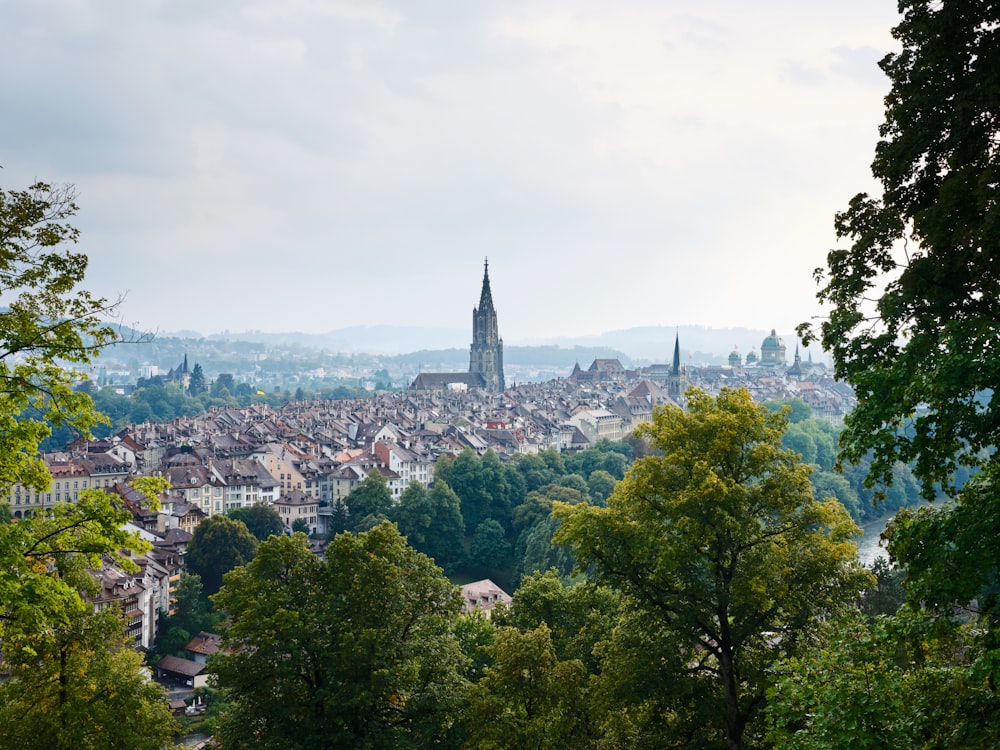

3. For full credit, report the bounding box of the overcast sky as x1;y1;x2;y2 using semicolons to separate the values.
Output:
2;1;900;345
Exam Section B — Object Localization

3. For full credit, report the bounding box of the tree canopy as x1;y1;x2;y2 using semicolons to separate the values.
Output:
186;514;258;596
555;388;868;749
0;182;135;494
802;0;1000;499
211;525;468;749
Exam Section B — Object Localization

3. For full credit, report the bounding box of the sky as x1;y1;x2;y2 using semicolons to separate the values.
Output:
1;0;900;345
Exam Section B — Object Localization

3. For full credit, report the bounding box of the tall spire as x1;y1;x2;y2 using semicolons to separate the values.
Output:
470;259;505;392
479;257;494;312
672;331;681;375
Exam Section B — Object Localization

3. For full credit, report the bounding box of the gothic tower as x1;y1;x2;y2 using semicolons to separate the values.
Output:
667;331;685;401
469;259;505;393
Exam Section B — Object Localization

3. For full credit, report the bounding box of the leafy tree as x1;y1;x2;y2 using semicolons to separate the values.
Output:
556;472;591;498
511;452;559;492
810;468;862;522
157;571;216;657
586;469;617;505
0;607;178;749
186;514;258;596
766;610;1000;749
802;0;1000;500
391;480;466;570
764;397;812;424
0;181;173;747
469;518;510;574
462;624;591;750
211;373;235;398
0;181;131;492
291;517;310;534
227;503;285;541
211;526;469;749
517;517;575;583
859;556;906;618
493;569;621;672
554;388;869;749
345;469;393;528
188;362;207;395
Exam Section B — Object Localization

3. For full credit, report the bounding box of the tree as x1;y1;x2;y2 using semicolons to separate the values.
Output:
186;514;258;596
766;610;1000;749
227;503;285;541
391;480;466;570
0;181;173;747
462;625;591;750
157;571;217;656
587;469;617;505
554;388;868;749
469;519;510;574
802;1;1000;499
188;362;207;396
345;469;392;528
801;6;1000;727
0;607;178;749
211;526;469;749
0;181;134;493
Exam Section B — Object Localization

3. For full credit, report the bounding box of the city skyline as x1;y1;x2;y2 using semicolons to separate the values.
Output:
1;1;899;342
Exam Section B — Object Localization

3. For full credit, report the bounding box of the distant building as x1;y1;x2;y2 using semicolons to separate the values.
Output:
460;579;512;618
411;260;506;393
469;259;505;393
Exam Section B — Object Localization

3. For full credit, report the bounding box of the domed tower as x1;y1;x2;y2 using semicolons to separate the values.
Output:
728;346;742;367
745;346;759;366
469;259;505;393
759;329;787;367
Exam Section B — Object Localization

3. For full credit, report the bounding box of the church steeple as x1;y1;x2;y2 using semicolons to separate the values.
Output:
668;330;685;401
479;258;495;313
470;259;505;392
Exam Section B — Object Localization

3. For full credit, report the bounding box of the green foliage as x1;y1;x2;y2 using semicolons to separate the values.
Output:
0;180;174;748
887;464;1000;623
764;396;813;424
0;607;178;750
186;514;258;596
469;519;511;574
859;556;906;618
391;480;466;570
345;469;392;528
0;181;129;494
227;503;285;541
802;1;1000;500
766;611;1000;749
555;388;870;749
564;440;632;480
291;517;310;534
0;490;150;646
586;469;617;505
493;570;621;672
188;362;207;396
157;572;217;657
462;624;592;750
211;526;469;749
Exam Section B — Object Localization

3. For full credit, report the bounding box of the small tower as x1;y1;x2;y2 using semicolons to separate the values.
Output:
469;259;505;393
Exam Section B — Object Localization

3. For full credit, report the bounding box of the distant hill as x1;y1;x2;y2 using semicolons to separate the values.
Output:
160;324;797;363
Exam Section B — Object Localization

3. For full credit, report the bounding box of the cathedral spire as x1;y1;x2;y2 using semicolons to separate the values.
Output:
672;331;681;375
479;257;495;313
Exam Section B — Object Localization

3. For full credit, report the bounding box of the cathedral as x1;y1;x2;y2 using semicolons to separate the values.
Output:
469;260;505;392
409;260;506;393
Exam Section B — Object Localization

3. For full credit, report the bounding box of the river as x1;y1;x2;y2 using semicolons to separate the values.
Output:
856;514;893;567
